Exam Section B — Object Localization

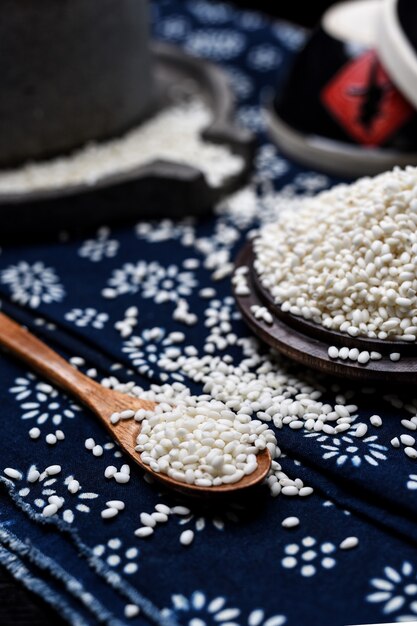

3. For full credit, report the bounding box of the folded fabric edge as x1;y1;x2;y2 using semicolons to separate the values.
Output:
4;298;417;556
0;479;177;626
0;523;128;626
0;543;90;626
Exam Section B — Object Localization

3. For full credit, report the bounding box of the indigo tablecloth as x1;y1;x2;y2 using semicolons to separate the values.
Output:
1;2;417;625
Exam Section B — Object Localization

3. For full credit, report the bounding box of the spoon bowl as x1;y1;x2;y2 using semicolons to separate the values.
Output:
0;311;271;496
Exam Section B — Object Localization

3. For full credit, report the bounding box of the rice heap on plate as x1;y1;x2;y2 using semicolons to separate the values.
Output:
0;99;243;193
253;166;417;341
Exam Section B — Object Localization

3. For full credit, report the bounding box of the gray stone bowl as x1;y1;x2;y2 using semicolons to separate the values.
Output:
0;0;154;168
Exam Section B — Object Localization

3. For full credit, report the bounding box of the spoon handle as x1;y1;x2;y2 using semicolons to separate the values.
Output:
0;311;103;410
0;315;271;495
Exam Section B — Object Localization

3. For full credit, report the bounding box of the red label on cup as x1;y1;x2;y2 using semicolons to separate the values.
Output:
321;50;414;146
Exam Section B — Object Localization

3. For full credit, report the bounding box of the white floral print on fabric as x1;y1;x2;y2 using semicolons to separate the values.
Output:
9;373;81;426
114;306;138;338
236;11;267;31
16;467;98;524
305;433;388;468
187;0;233;24
78;227;119;263
247;610;286;626
133;500;246;547
175;502;244;536
224;66;254;99
102;261;197;303
158;15;191;41
122;327;186;378
254;145;289;181
162;592;286;626
237;106;267;132
65;308;109;329
367;561;417;619
185;30;246;60
32;316;57;331
293;172;330;193
93;539;139;575
281;536;338;577
135;219;196;244
61;475;99;523
1;261;65;308
247;44;282;71
272;23;306;51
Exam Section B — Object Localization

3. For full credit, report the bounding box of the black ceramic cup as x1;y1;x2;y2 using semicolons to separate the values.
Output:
0;0;155;168
268;0;417;176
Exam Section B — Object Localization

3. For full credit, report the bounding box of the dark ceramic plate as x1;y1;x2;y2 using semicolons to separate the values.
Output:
0;42;254;239
233;240;417;385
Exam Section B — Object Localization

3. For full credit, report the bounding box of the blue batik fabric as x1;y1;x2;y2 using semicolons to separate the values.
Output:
1;1;417;625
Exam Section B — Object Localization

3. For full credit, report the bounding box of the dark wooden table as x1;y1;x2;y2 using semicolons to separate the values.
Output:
0;2;339;624
0;566;67;626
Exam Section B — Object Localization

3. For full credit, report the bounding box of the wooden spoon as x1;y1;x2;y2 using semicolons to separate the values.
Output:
0;312;271;496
